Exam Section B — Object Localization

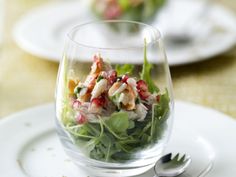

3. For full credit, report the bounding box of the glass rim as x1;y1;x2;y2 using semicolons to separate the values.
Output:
66;20;162;50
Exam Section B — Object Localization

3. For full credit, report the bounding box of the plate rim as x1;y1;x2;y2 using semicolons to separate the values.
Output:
0;100;236;177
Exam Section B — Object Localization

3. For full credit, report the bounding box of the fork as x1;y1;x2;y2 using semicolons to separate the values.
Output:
154;153;191;177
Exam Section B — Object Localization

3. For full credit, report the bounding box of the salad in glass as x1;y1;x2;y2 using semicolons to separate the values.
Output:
91;0;166;23
60;45;170;163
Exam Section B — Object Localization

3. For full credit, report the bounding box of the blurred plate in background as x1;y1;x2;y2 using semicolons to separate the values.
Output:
13;1;236;65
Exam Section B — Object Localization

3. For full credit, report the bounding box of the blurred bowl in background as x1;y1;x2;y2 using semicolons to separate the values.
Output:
90;0;166;23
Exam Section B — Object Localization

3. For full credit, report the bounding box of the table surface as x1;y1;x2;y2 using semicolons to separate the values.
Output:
0;0;236;119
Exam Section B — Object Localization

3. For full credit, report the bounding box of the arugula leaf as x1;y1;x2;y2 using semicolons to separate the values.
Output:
110;93;122;109
151;90;170;141
128;120;135;129
105;112;129;133
154;90;170;120
90;135;114;161
116;64;134;76
140;40;159;93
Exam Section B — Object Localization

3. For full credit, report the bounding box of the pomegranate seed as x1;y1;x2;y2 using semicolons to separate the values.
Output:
139;90;151;100
76;113;87;124
72;100;81;109
108;70;117;84
136;80;148;91
122;75;129;83
136;80;151;100
91;96;106;107
156;95;160;103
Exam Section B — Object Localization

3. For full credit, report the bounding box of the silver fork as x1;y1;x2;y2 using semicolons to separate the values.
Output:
154;153;191;177
154;153;213;177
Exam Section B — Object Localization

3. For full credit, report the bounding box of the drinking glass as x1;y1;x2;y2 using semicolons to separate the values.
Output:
55;20;174;177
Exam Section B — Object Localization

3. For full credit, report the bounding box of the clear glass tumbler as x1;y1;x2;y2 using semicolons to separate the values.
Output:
55;20;174;177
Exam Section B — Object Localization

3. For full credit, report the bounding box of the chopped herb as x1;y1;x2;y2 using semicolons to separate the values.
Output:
97;75;104;82
74;86;82;94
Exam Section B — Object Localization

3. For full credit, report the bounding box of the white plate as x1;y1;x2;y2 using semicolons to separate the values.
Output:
13;1;236;66
1;101;236;177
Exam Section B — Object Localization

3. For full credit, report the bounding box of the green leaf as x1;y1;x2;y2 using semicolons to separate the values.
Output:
111;151;133;161
128;120;135;129
140;133;150;143
151;90;170;141
110;93;122;109
89;134;121;162
118;0;130;10
155;90;170;119
140;40;159;93
116;64;134;76
105;112;129;133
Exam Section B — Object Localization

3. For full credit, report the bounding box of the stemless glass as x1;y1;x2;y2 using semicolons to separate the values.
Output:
55;20;174;177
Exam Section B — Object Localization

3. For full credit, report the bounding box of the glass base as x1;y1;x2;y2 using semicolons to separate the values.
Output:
56;120;163;177
75;162;154;177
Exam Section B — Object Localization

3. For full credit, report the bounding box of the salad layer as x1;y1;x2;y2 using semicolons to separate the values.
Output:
61;49;170;162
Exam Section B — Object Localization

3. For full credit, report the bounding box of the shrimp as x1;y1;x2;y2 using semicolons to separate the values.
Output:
108;82;127;97
108;80;137;110
91;53;103;74
84;54;104;91
127;78;138;97
119;85;136;110
91;79;108;100
77;91;90;102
